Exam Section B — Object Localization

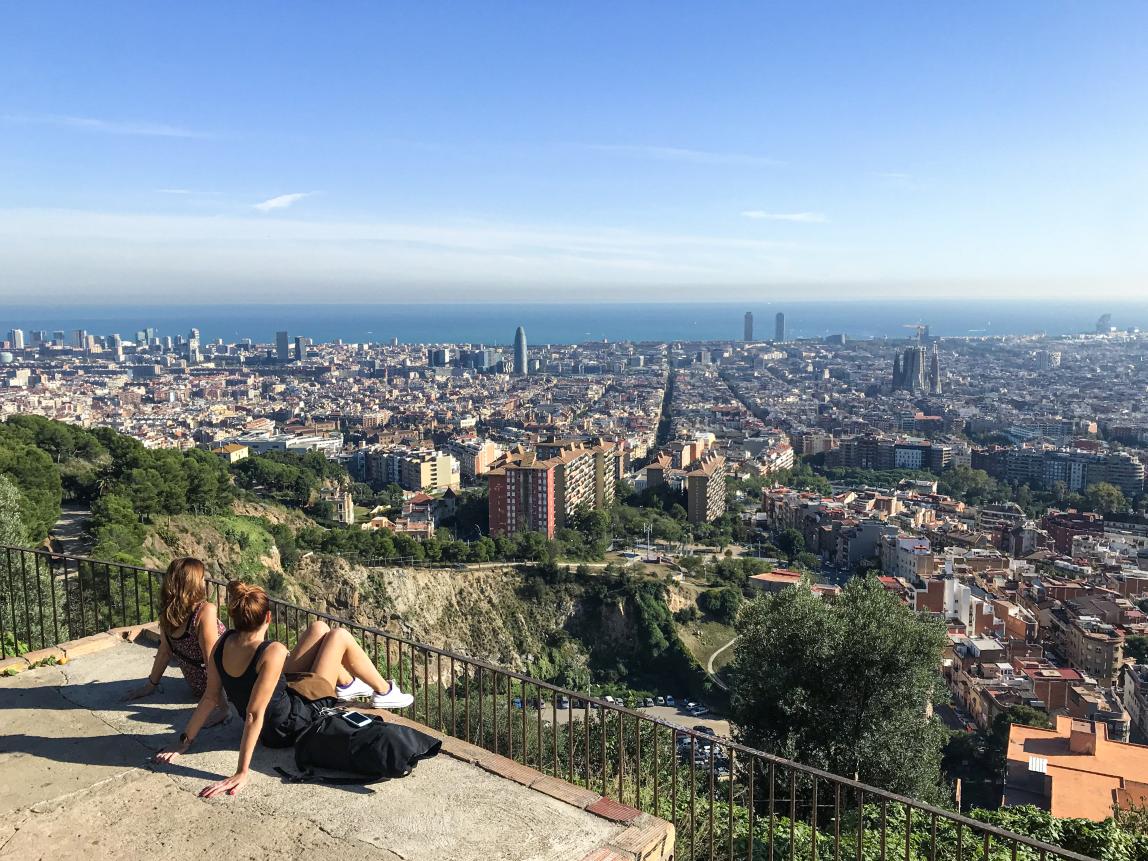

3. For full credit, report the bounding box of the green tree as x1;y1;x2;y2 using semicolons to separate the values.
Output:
1085;482;1127;514
775;528;805;564
1126;635;1148;664
729;577;949;800
0;441;62;541
698;586;742;624
0;475;28;546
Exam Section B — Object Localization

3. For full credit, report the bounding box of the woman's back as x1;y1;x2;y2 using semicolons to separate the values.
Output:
166;602;225;695
213;631;286;718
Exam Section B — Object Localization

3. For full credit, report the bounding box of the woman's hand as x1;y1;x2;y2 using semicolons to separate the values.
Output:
152;744;187;764
124;681;158;701
199;770;249;798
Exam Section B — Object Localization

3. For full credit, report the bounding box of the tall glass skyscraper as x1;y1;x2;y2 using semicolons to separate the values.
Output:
513;325;528;375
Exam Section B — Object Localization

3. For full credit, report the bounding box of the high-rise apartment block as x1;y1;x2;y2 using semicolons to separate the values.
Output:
743;311;753;341
487;439;621;538
644;438;727;524
686;452;728;524
1003;448;1145;498
365;446;461;493
774;312;785;342
7;329;24;350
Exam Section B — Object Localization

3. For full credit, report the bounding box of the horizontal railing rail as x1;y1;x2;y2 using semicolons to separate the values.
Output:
0;544;1099;861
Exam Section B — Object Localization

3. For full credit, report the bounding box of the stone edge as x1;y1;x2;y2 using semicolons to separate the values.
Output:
362;708;674;861
1;623;159;676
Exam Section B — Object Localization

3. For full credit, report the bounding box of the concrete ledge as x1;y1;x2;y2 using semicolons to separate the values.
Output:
606;813;675;861
59;633;119;660
20;646;65;666
0;656;28;674
5;638;676;861
108;622;160;644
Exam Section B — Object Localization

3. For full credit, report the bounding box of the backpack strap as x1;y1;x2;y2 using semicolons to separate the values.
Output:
273;765;383;786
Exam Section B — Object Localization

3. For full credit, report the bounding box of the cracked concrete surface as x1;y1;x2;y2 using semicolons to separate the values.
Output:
0;641;621;861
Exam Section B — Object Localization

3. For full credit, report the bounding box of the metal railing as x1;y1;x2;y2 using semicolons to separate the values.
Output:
0;545;1098;861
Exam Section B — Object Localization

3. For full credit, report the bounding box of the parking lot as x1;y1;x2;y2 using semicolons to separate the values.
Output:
638;705;731;739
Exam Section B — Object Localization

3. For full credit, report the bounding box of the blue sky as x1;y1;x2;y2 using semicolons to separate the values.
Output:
1;2;1146;303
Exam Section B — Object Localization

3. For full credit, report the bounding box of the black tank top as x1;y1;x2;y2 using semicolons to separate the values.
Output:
213;631;288;719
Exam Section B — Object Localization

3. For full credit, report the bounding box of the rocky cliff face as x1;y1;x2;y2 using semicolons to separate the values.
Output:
141;514;284;583
289;555;581;670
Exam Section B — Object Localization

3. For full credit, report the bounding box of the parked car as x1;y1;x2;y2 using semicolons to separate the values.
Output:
693;725;716;736
512;696;523;709
688;704;710;717
665;695;676;707
557;696;570;710
603;695;615;704
683;701;698;713
655;696;666;706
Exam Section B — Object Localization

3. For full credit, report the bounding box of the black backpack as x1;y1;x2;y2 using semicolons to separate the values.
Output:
276;708;442;784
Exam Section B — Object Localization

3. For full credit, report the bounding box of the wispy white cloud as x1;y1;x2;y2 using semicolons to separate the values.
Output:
252;192;315;213
741;210;828;223
581;144;783;167
0;207;800;300
1;113;205;138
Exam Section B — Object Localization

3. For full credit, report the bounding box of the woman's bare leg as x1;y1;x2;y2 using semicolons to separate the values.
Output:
285;621;352;684
309;627;390;693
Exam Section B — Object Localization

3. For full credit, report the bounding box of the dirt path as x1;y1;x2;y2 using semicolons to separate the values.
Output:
50;504;92;557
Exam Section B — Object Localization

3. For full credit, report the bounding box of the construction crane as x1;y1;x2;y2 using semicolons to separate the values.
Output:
903;323;927;342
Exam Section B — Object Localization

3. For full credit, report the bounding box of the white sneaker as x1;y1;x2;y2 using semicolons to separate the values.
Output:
336;676;374;701
371;680;414;710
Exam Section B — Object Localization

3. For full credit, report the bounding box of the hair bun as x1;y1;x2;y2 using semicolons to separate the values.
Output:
226;580;270;631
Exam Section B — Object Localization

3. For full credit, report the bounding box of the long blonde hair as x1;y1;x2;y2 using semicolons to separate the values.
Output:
159;558;208;634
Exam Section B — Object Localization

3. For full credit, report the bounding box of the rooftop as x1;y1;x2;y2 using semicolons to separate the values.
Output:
1005;714;1148;821
0;634;672;861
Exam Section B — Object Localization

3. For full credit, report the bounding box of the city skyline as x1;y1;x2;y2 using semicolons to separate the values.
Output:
2;4;1147;302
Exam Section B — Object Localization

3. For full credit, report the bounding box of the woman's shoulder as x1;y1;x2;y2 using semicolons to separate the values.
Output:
195;600;220;626
259;639;288;666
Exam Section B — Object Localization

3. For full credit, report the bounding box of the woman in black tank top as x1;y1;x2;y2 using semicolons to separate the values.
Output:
154;581;413;798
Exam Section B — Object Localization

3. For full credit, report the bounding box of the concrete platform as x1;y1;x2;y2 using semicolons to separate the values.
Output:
0;640;671;861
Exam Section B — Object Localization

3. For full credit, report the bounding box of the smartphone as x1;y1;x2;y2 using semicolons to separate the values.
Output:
341;711;373;729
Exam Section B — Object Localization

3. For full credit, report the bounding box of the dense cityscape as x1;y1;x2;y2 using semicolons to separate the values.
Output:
4;312;1148;801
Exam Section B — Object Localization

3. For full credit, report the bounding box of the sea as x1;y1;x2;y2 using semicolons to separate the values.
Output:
2;301;1147;346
